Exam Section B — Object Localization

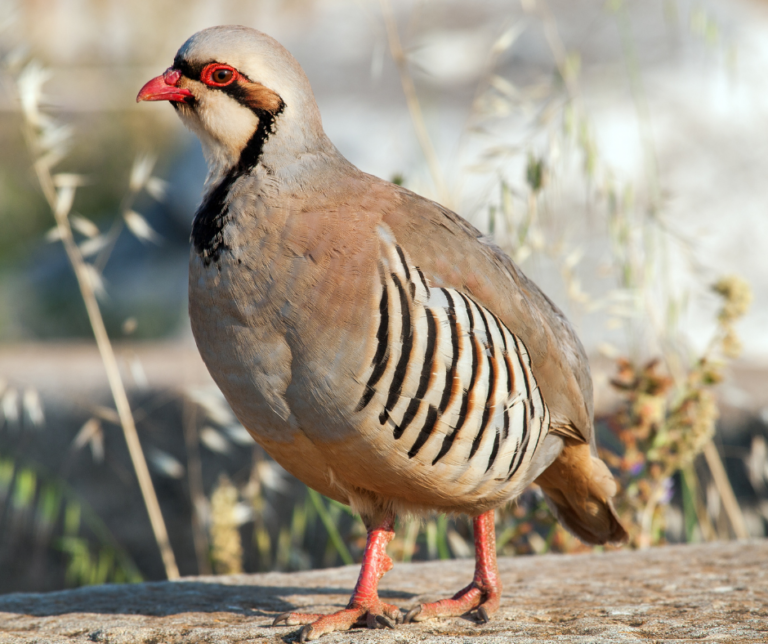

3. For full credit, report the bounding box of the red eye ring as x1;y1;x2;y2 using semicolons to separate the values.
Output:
201;64;238;87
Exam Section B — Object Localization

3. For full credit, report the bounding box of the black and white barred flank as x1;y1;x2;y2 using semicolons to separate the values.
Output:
357;227;551;489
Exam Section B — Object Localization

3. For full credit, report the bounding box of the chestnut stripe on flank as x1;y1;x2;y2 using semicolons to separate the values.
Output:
485;430;501;472
415;267;429;293
380;274;413;424
469;306;498;459
408;404;439;458
395;246;415;298
393;402;417;440
416;309;438;399
522;366;533;406
505;437;520;479
458;292;475;331
507;402;531;480
515;336;533;400
493;312;509;353
504;353;516;399
437;290;460;415
432;321;480;465
538;406;550;448
469;349;496;459
356;279;390;412
515;353;530;401
476;304;495;354
433;390;469;465
393;308;437;440
531;402;546;451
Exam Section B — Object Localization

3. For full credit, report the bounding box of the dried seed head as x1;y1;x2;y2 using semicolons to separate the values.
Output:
712;275;752;323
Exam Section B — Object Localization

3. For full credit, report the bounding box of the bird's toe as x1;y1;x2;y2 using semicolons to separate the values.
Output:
276;603;402;640
272;611;323;627
405;582;499;624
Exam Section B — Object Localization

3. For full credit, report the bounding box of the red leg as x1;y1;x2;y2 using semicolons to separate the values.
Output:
272;514;402;641
405;509;501;624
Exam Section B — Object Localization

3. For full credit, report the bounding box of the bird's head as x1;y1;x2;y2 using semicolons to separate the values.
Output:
137;26;326;182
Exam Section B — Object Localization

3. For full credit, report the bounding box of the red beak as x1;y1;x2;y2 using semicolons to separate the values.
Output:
137;68;194;103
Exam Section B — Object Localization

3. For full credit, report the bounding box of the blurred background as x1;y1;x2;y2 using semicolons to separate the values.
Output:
0;0;766;593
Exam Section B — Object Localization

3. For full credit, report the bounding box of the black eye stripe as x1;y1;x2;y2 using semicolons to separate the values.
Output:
173;57;249;84
173;56;204;81
173;57;261;111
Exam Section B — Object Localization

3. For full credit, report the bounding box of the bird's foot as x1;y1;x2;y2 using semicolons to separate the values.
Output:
404;580;500;624
405;510;502;625
273;600;403;641
274;514;400;640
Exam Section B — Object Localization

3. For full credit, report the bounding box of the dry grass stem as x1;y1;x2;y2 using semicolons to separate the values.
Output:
523;0;580;99
380;0;449;204
182;399;212;575
703;441;749;539
683;466;717;543
48;186;180;579
17;61;179;580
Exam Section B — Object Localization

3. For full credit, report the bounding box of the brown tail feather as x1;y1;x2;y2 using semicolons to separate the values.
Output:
535;438;628;545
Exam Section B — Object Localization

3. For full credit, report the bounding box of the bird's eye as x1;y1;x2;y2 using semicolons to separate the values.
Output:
213;69;232;83
202;64;237;87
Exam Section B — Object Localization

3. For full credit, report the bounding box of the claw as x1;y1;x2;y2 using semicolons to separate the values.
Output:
375;614;396;630
401;510;501;625
394;611;404;624
272;611;292;627
404;605;422;623
270;516;398;639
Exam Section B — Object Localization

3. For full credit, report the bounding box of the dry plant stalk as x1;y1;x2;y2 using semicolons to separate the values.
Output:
379;0;449;204
15;61;179;579
182;400;212;575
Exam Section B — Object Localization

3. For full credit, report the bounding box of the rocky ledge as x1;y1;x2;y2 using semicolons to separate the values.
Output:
1;540;766;643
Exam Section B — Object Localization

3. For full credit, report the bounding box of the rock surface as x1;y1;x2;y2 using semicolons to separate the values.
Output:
1;541;766;643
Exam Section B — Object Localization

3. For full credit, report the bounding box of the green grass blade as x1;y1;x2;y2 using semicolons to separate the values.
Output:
306;487;353;565
436;514;450;560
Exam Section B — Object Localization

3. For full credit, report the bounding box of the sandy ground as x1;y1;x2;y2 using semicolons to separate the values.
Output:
1;540;766;643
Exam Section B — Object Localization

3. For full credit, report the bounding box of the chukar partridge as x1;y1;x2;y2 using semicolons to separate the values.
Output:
138;25;627;641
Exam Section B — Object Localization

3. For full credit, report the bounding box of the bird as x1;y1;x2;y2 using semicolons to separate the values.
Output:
137;25;627;641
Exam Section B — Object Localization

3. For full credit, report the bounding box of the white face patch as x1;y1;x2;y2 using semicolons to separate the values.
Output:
176;85;260;184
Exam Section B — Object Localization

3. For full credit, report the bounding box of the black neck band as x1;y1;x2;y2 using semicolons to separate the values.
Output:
185;60;286;266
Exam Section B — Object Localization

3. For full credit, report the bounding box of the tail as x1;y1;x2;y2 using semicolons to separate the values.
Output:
535;438;628;545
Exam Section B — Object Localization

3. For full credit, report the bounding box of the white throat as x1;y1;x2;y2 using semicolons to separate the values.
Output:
176;93;261;187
